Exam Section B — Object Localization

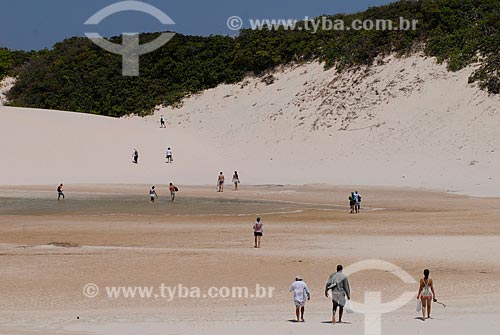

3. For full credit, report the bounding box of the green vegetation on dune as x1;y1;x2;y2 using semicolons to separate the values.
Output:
0;48;34;80
0;49;10;79
3;0;500;116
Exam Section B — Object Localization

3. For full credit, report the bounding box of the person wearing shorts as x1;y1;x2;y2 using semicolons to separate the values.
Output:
217;172;225;192
289;275;311;322
169;183;177;202
354;190;362;213
253;217;263;248
349;192;356;213
149;186;158;203
232;171;240;190
166;147;173;163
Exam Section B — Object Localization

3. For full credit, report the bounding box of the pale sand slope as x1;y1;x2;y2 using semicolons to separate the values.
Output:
157;55;500;196
0;106;224;186
1;55;500;195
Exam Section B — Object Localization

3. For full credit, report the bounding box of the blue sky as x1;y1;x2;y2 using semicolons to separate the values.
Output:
0;0;394;50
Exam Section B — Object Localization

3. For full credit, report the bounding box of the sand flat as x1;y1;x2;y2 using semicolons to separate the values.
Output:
0;184;499;334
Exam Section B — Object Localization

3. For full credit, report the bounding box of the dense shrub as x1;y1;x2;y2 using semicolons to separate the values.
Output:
3;0;500;116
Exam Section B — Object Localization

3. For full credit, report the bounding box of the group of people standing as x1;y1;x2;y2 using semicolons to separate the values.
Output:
289;267;437;324
349;190;362;213
217;171;240;192
149;183;178;203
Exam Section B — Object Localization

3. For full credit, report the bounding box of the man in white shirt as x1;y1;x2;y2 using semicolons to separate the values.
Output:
354;190;362;213
289;275;311;322
166;147;173;163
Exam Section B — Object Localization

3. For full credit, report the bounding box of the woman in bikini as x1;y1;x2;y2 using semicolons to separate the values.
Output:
417;269;436;321
232;171;240;191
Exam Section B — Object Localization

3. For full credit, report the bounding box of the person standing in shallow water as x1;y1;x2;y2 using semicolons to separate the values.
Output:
417;269;436;321
57;184;64;200
232;171;240;190
253;217;263;248
217;172;225;192
149;186;158;203
169;183;177;202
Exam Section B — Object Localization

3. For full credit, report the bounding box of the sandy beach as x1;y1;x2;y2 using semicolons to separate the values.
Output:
1;54;500;334
0;184;499;335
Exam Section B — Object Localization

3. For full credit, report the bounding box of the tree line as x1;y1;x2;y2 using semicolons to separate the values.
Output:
2;0;499;117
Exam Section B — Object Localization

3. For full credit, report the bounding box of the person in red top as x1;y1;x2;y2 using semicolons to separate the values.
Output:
253;217;263;248
169;183;177;202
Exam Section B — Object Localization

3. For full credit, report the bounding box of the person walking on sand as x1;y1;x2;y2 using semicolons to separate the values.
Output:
169;183;178;202
160;115;166;128
354;190;362;213
349;192;356;214
57;184;65;200
253;217;263;248
149;186;158;203
417;269;436;321
217;172;225;192
325;264;351;324
166;147;173;163
289;275;311;323
132;149;139;164
232;171;240;190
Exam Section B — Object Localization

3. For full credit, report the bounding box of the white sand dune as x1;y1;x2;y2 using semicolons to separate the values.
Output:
1;55;499;195
0;76;15;106
0;106;222;186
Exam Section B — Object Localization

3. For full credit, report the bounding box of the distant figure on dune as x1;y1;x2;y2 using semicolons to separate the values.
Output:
149;186;158;203
57;184;64;200
349;192;356;213
232;171;240;190
289;275;311;322
217;172;225;192
132;149;139;164
166;147;173;163
354;190;362;213
417;269;436;321
160;115;166;128
325;264;351;324
253;217;263;248
169;183;178;202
